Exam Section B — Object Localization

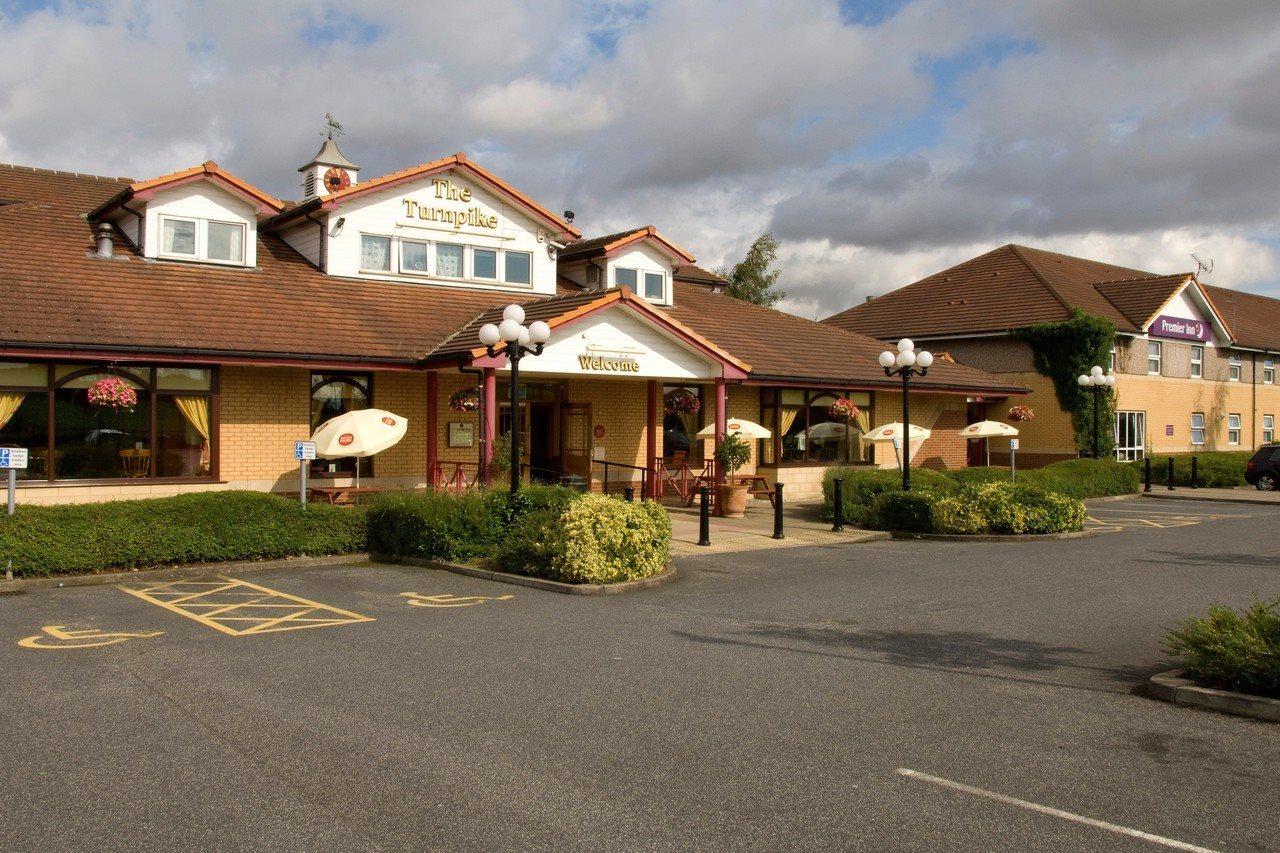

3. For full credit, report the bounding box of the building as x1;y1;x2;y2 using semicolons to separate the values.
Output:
0;140;1025;504
825;244;1280;465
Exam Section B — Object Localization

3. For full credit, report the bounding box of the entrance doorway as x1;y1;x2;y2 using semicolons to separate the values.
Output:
561;403;591;484
966;401;987;466
528;402;559;482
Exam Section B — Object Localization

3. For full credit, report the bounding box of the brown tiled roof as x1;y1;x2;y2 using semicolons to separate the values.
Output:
89;160;285;219
559;225;695;263
1093;274;1190;328
823;243;1201;340
674;264;727;288
1201;284;1280;352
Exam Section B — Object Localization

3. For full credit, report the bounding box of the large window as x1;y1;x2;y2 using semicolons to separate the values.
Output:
0;362;215;482
1190;412;1205;446
1228;353;1242;382
310;373;372;478
1228;413;1241;446
1190;346;1203;379
1114;411;1145;461
662;385;704;460
759;389;872;465
1147;341;1162;375
160;216;246;265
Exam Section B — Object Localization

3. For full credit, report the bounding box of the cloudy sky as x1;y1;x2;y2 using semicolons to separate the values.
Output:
2;0;1278;317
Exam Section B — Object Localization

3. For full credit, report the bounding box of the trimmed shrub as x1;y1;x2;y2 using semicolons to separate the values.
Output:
1130;451;1252;489
931;493;988;535
870;491;934;533
0;491;366;578
365;489;508;563
821;466;956;524
948;459;1138;499
1164;599;1280;698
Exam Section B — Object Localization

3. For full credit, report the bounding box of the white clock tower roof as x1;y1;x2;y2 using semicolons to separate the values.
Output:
299;136;360;172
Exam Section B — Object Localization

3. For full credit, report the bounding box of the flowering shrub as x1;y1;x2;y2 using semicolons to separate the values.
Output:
1008;405;1035;422
86;376;137;411
448;387;480;414
828;397;860;420
663;387;701;416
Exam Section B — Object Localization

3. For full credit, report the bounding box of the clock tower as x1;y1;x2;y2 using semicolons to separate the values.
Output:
299;135;360;199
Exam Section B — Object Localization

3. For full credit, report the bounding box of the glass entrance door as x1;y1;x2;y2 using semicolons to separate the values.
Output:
561;403;591;484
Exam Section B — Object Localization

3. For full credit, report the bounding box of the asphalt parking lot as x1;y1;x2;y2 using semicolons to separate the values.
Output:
1;497;1277;852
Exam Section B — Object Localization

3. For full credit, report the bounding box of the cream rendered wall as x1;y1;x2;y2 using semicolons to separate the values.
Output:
143;183;259;267
323;170;557;295
609;244;675;305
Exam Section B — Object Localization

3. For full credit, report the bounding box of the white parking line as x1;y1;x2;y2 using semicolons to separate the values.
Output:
896;769;1220;853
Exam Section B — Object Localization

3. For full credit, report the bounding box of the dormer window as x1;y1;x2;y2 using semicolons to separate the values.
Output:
615;268;637;289
160;216;246;266
643;271;665;301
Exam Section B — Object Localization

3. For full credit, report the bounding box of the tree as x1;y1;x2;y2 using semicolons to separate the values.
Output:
719;233;785;307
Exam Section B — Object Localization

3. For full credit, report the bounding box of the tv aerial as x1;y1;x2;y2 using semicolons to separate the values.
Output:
1191;253;1214;277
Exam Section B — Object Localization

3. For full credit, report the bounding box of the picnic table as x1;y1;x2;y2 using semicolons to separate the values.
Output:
309;485;386;505
682;472;777;508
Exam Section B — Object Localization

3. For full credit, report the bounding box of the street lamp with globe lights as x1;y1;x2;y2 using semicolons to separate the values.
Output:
878;338;934;490
1076;366;1116;460
478;304;551;493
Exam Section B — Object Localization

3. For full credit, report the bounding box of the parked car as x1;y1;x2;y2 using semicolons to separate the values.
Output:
1244;444;1280;490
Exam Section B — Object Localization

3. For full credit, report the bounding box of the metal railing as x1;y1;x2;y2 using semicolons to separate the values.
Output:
594;459;652;499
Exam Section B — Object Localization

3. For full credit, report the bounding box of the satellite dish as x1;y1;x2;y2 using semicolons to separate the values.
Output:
1191;253;1214;277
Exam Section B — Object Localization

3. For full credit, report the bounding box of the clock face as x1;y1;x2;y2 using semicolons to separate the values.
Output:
323;167;350;192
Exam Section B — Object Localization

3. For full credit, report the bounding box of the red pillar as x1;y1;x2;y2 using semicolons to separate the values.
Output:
646;380;658;498
714;377;727;484
426;371;438;488
482;367;497;484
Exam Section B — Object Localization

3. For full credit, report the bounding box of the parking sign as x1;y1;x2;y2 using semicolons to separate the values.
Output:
0;447;29;469
294;441;317;461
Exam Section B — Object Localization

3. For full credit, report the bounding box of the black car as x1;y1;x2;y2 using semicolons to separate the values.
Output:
1245;444;1280;490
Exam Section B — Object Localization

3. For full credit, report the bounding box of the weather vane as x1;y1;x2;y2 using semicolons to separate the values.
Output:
322;113;345;139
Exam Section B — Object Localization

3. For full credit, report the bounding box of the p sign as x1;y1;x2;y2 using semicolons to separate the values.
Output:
294;441;317;461
0;447;29;469
1009;438;1020;451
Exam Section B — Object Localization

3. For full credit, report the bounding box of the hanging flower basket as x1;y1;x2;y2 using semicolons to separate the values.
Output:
448;387;480;414
86;376;137;411
664;387;701;416
828;397;860;420
1008;405;1035;422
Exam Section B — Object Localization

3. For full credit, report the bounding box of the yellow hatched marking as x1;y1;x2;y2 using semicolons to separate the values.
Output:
120;575;373;636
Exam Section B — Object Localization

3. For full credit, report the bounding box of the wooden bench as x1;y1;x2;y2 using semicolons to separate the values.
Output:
309;486;386;505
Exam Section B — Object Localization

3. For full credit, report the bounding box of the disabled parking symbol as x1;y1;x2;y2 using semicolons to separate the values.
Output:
400;592;513;608
18;625;164;649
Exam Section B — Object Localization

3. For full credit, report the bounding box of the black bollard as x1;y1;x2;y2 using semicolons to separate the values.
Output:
1190;456;1199;489
624;486;635;502
1144;456;1152;493
772;482;785;540
1167;457;1175;491
697;487;711;547
831;478;845;532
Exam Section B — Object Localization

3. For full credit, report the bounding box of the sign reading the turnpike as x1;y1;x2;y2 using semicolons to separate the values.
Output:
578;353;640;373
1150;314;1211;342
401;178;498;230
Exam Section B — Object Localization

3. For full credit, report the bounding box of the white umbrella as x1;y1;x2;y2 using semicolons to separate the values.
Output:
805;422;848;440
957;420;1019;439
311;408;408;487
696;418;772;439
863;422;931;474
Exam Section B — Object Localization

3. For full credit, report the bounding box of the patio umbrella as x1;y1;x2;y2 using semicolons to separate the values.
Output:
805;422;848;440
311;408;408;488
957;420;1019;468
862;422;932;473
695;418;772;439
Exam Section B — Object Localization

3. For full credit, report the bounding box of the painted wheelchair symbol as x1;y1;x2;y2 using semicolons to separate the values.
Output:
18;625;164;649
400;592;513;608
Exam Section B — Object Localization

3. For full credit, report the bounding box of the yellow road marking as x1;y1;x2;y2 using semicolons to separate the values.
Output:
18;625;163;649
400;592;514;608
120;575;373;636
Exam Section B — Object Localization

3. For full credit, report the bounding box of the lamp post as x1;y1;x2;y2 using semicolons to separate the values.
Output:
878;339;934;491
479;305;551;494
1076;366;1116;460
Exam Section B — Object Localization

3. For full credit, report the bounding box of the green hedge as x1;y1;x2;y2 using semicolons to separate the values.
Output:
0;491;367;578
871;483;1086;536
1129;451;1253;488
821;466;957;524
948;458;1139;499
1164;599;1280;698
870;491;935;533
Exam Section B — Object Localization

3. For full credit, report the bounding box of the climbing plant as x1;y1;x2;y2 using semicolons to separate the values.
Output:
1016;310;1117;458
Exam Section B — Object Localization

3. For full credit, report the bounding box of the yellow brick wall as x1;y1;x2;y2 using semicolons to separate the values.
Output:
983;372;1078;458
1116;374;1280;453
218;365;311;490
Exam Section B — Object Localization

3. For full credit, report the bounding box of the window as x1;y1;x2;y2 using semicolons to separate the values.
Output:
473;248;497;280
1228;413;1241;446
662;385;703;460
1147;340;1161;375
1190;345;1203;379
505;250;531;285
759;389;872;465
310;373;372;478
0;363;215;482
1114;411;1145;461
206;221;245;263
644;272;665;301
1190;413;1205;446
401;240;429;273
1264;414;1274;444
436;243;464;278
1265;359;1274;385
161;217;197;256
1228;353;1242;382
614;267;637;289
360;234;391;271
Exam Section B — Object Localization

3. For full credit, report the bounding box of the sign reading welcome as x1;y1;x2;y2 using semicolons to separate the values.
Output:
1150;314;1210;342
578;353;640;373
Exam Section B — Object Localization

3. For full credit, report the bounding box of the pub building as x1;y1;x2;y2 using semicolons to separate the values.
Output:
0;138;1025;504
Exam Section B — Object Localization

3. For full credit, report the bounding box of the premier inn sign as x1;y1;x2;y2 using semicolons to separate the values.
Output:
578;353;641;373
1150;314;1211;342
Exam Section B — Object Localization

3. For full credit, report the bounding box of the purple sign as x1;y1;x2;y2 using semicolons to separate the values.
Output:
1150;314;1210;342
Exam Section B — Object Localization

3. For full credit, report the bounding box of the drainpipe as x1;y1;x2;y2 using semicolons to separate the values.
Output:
120;201;145;251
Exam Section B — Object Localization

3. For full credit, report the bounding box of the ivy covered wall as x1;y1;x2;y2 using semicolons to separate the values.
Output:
1016;310;1117;458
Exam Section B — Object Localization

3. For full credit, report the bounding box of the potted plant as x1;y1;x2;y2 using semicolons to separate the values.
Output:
1008;405;1035;422
714;432;752;518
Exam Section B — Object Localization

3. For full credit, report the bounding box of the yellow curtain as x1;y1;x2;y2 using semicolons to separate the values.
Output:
0;393;24;430
174;396;211;471
853;408;871;461
778;407;799;436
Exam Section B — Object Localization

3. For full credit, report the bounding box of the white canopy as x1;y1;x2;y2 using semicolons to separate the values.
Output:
696;418;772;440
957;420;1019;439
863;422;932;443
311;409;408;458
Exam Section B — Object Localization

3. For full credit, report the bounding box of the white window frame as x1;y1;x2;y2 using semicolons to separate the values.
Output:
1228;413;1241;446
1190;345;1203;379
159;215;199;259
504;250;533;285
1265;359;1274;385
1190;412;1205;446
434;242;466;279
1113;410;1145;461
1109;345;1117;372
358;233;393;273
472;247;499;281
614;267;638;290
158;215;248;267
1264;414;1274;444
399;239;431;276
1228;353;1242;382
642;271;668;303
1146;340;1162;375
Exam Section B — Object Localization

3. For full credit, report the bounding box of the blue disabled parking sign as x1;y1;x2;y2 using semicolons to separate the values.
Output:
0;447;28;469
294;441;317;461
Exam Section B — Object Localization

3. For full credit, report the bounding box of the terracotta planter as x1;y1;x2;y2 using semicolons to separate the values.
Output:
717;483;749;518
